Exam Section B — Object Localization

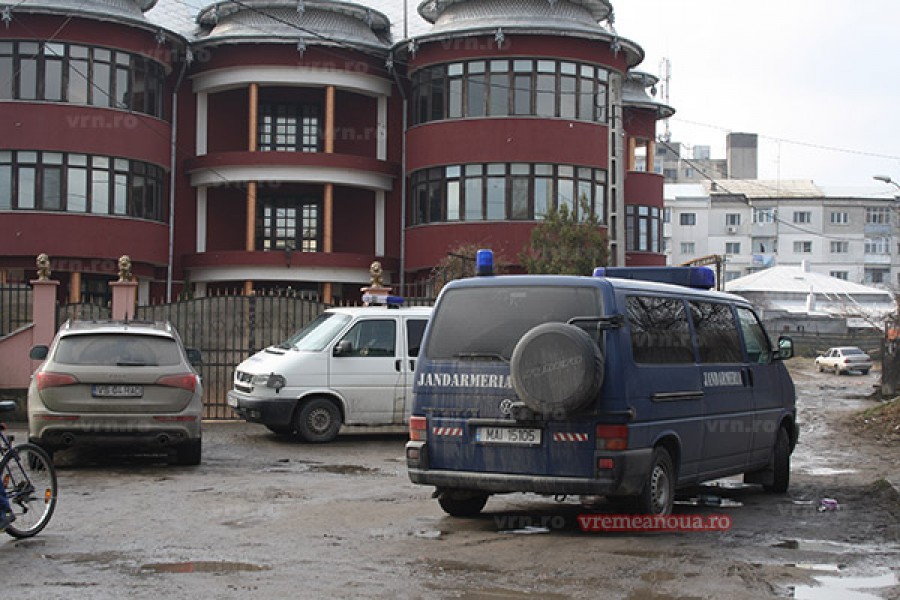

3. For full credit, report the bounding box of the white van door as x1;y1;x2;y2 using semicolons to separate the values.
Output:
330;317;403;424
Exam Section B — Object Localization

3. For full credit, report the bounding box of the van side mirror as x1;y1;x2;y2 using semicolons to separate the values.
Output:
777;336;794;360
185;348;203;366
334;340;353;356
29;345;48;360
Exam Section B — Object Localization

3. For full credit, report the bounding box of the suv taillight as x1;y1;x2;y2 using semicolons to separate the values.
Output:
409;415;427;441
36;372;78;390
157;373;199;392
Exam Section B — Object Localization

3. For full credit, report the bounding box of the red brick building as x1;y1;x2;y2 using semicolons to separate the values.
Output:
0;0;672;303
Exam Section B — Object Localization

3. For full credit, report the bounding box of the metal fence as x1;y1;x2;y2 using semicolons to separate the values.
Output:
56;301;112;328
33;287;435;419
135;292;328;419
0;282;32;337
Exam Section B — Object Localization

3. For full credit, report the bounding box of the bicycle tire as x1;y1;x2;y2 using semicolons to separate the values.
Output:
1;443;58;538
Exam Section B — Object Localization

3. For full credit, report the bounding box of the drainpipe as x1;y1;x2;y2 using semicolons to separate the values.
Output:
391;51;408;293
166;53;189;303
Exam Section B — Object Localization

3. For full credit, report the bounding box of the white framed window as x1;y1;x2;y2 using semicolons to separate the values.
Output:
865;237;890;254
725;213;741;226
753;208;775;224
725;242;741;254
830;241;848;253
830;271;848;280
680;242;695;254
680;213;696;226
866;207;891;225
830;211;848;225
793;211;811;224
793;241;812;253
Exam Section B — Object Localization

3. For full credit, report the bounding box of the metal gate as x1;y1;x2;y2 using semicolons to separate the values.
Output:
133;293;326;419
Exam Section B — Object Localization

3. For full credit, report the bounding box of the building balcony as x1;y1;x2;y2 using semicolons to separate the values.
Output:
184;151;399;191
182;250;399;285
624;171;664;207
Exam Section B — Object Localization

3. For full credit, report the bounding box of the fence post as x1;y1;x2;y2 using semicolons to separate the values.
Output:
110;281;139;320
30;278;60;350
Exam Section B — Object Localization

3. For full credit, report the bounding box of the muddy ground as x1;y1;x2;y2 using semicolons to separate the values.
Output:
1;358;898;599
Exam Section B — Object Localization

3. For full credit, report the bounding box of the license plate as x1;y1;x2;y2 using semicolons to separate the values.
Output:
476;426;541;445
92;384;143;398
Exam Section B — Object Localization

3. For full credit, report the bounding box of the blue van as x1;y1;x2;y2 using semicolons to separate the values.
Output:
406;252;797;516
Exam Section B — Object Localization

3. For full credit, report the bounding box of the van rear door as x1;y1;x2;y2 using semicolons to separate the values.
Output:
416;283;604;478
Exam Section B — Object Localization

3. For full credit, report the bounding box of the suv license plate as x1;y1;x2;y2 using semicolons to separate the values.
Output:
92;384;143;398
476;427;541;445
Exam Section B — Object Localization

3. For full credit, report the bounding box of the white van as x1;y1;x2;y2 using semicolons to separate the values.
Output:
227;305;432;442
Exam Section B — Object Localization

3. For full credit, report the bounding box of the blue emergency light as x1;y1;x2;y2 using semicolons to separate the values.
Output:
593;266;716;290
475;249;494;276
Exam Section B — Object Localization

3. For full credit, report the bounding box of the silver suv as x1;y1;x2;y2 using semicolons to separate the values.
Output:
28;320;203;465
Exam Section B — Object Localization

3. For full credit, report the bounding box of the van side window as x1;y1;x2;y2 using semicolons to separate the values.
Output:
627;296;694;364
340;319;396;357
690;301;743;363
407;319;428;357
736;307;772;364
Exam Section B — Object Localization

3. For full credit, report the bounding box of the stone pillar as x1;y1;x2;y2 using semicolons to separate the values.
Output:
30;278;60;349
110;280;138;321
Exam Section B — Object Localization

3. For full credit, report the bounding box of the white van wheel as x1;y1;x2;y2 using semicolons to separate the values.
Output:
509;323;604;416
294;398;341;443
635;447;675;515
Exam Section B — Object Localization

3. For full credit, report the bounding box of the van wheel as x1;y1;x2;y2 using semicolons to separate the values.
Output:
510;323;604;416
635;447;675;515
294;398;341;443
764;427;791;493
437;491;489;517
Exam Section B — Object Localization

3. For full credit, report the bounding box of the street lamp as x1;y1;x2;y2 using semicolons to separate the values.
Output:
874;174;900;191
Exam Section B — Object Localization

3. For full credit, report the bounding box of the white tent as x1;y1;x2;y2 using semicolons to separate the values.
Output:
725;265;896;328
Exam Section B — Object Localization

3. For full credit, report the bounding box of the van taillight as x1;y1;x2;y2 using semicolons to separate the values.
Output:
157;373;199;392
596;425;628;450
409;416;427;441
36;372;78;390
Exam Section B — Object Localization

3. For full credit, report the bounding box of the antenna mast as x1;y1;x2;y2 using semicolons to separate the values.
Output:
658;57;672;142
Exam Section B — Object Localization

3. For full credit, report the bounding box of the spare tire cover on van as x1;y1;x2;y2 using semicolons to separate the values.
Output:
510;323;604;416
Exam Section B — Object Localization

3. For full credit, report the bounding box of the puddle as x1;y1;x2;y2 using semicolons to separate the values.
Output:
306;464;378;475
456;587;567;599
791;563;843;572
141;561;271;574
793;571;897;599
802;467;858;476
773;538;900;554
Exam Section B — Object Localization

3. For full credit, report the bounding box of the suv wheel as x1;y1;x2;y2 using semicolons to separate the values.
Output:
175;439;202;466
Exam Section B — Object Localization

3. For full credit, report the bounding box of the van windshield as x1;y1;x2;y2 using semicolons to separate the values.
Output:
281;313;352;351
425;286;602;360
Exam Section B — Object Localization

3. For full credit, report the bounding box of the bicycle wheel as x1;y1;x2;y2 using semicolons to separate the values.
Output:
1;443;57;538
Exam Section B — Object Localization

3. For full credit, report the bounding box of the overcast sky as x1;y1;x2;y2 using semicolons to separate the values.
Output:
607;0;900;188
